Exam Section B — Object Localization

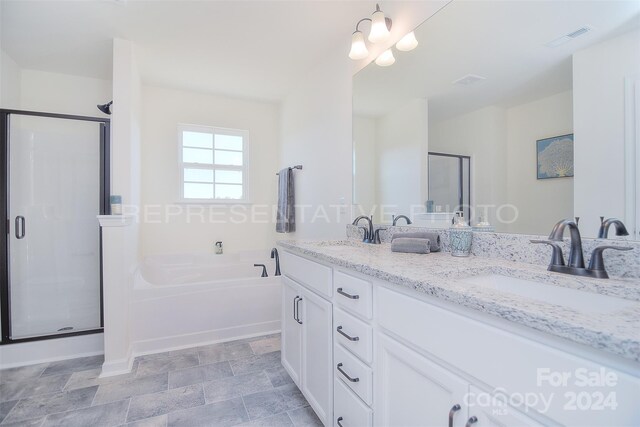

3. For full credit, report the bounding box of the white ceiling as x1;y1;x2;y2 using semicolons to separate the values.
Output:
0;0;376;101
353;0;640;121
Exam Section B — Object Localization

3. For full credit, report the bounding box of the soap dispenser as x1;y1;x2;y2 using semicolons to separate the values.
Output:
449;211;472;257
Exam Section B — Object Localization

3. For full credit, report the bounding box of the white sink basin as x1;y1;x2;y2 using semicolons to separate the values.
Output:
460;274;636;314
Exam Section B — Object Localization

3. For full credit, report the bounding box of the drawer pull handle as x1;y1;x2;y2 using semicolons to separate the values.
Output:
336;326;359;341
336;363;359;382
448;404;461;427
295;297;303;324
337;417;344;427
293;296;299;322
465;416;478;427
337;288;360;299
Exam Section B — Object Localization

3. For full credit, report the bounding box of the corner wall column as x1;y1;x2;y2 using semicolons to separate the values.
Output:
98;214;134;377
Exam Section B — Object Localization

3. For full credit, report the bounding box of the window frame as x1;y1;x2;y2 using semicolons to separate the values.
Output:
177;123;250;204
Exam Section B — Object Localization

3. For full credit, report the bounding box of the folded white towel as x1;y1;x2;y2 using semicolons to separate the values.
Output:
391;238;431;254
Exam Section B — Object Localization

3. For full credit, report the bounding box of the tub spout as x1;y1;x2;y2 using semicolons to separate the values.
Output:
271;248;281;276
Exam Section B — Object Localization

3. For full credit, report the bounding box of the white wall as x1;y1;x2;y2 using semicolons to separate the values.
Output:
280;47;353;240
20;69;112;116
0;50;21;108
573;29;640;237
140;85;280;256
376;98;427;222
506;90;573;235
100;38;142;375
280;1;448;239
429;106;508;229
353;115;377;216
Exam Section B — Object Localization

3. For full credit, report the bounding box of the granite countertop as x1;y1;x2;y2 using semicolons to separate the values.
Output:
277;239;640;362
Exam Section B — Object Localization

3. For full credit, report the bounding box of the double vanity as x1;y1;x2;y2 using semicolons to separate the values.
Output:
277;233;640;427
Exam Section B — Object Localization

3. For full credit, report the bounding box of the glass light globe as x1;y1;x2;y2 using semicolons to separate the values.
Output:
375;49;395;66
396;31;418;51
368;9;390;43
348;31;369;60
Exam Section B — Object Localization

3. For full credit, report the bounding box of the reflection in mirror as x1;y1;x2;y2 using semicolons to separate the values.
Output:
352;0;640;239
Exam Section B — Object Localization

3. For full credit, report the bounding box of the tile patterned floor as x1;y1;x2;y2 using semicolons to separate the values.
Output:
0;334;322;427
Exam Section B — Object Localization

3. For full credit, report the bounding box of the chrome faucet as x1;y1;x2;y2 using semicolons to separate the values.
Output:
532;218;632;279
353;215;375;243
392;215;412;226
270;248;281;276
598;217;629;239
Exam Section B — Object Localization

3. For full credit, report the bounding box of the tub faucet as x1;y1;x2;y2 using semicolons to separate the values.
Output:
598;217;629;239
254;264;268;277
271;248;281;276
392;215;412;226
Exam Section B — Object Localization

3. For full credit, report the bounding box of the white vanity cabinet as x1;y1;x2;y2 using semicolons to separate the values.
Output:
282;277;303;385
280;254;334;426
280;248;640;427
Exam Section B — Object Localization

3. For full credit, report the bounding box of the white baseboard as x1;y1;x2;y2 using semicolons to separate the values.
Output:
132;320;281;358
100;349;135;378
0;333;104;369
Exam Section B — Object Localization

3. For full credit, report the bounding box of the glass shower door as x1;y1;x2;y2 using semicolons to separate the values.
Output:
8;114;103;339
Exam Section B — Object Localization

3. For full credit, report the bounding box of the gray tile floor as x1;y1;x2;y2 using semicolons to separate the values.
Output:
0;334;322;427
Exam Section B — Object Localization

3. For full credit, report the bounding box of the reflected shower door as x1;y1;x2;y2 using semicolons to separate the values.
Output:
8;114;104;339
428;153;471;222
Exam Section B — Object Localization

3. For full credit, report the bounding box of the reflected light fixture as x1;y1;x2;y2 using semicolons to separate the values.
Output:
396;31;418;51
348;3;392;61
375;49;395;67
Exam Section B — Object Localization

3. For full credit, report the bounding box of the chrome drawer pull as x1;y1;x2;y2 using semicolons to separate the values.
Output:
336;326;359;341
466;416;478;427
337;417;344;427
337;287;359;299
449;404;461;427
336;363;359;382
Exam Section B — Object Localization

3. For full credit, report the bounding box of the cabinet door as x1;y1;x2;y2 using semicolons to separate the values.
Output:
301;287;333;426
282;277;302;385
468;386;545;427
375;333;469;427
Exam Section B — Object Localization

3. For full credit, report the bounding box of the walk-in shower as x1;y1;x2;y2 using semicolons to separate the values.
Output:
0;109;109;344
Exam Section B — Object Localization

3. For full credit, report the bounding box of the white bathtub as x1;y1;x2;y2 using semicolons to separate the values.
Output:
131;251;282;355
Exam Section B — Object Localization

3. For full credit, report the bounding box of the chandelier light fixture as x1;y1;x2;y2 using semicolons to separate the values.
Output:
348;4;418;66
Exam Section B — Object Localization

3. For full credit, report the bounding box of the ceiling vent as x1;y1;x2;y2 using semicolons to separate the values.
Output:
545;26;592;48
452;74;487;87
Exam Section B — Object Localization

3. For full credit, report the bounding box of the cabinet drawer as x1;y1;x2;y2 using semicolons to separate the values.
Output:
335;343;373;406
377;286;640;426
334;308;373;364
334;270;373;320
334;377;372;427
281;251;332;298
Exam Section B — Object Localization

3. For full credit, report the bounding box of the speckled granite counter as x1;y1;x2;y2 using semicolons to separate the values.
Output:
277;239;640;362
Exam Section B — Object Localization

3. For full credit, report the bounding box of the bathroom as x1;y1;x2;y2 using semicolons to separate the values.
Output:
0;0;639;426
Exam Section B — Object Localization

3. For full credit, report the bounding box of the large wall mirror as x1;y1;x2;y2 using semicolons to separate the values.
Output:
352;0;640;239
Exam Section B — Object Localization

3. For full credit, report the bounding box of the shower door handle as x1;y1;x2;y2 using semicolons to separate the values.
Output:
15;216;25;239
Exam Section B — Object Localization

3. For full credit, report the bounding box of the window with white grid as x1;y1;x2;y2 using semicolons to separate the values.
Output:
178;124;249;203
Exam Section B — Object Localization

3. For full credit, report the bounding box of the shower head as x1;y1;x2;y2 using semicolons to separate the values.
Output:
97;101;113;115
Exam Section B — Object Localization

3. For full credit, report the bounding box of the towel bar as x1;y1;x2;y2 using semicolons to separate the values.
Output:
276;165;303;175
